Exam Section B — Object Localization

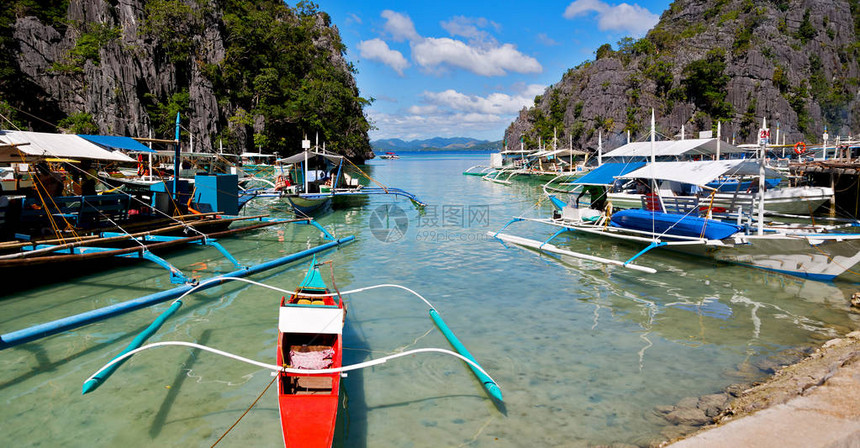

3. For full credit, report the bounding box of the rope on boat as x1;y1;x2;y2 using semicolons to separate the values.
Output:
170;276;437;310
210;375;277;448
84;341;501;387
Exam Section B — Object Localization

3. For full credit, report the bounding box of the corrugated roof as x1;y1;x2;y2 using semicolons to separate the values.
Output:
602;138;745;158
0;130;135;162
618;160;782;186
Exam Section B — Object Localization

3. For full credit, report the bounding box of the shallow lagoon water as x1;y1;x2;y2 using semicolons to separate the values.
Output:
2;151;859;447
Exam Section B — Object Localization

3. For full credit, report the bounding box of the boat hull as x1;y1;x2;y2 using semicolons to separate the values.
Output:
287;195;332;215
276;260;344;448
529;213;860;282
672;234;860;282
277;343;342;448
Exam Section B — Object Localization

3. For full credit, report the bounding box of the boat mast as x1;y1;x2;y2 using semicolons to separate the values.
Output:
757;117;767;235
598;130;603;166
173;112;180;200
148;129;153;182
303;137;311;193
716;121;721;161
650;109;662;218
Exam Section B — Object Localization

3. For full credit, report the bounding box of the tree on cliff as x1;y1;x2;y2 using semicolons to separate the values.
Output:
0;0;373;159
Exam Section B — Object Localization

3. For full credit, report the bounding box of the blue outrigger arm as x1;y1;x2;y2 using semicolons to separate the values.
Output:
0;236;355;351
541;228;567;249
623;241;667;266
493;217;524;238
429;309;503;402
547;194;567;211
82;299;185;394
139;250;193;284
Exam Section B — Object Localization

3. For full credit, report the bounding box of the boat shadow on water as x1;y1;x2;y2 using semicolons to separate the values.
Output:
149;329;213;438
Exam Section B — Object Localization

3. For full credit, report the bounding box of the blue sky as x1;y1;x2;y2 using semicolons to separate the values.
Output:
317;0;674;141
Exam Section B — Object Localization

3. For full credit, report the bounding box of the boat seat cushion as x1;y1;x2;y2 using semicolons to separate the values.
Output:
290;345;334;370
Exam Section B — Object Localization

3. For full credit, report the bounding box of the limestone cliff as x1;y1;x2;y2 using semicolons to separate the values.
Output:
506;0;860;150
0;0;373;160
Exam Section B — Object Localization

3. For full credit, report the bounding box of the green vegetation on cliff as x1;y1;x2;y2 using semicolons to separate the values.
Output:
0;0;372;158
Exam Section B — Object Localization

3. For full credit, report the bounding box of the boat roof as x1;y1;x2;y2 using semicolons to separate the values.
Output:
572;162;647;186
240;152;276;158
0;130;136;163
602;138;745;158
79;134;157;153
618;160;782;186
277;150;343;165
531;148;588;158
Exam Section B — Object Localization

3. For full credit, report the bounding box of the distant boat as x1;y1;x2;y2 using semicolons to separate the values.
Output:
378;151;399;159
249;143;427;215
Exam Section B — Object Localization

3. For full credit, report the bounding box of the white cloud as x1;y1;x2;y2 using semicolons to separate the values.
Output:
368;110;509;140
357;38;409;76
423;85;545;115
537;33;559;46
381;10;421;42
407;105;439;114
412;38;541;76
563;0;659;37
440;16;499;48
368;85;546;140
346;13;362;25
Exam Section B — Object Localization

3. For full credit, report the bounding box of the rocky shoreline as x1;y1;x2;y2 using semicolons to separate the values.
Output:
657;330;860;447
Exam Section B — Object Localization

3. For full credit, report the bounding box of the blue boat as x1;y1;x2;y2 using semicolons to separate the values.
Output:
609;209;742;240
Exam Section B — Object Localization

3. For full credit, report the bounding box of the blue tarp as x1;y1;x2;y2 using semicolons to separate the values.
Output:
79;134;156;153
573;162;647;186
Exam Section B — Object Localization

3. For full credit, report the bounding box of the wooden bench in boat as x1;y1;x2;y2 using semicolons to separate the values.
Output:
293;376;332;395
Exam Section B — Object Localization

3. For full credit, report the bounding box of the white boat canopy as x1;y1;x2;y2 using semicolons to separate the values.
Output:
617;160;782;187
0;130;135;163
277;150;343;165
602;138;745;158
530;148;588;158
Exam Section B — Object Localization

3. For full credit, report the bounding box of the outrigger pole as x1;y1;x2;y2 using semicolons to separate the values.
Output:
0;236;355;351
173;112;180;200
429;309;504;402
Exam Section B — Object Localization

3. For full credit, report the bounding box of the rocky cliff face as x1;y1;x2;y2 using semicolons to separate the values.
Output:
0;0;372;159
506;0;860;151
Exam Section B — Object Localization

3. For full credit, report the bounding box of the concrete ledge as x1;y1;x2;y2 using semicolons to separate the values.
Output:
667;333;860;448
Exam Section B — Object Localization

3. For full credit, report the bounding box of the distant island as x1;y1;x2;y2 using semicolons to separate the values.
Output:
372;137;502;152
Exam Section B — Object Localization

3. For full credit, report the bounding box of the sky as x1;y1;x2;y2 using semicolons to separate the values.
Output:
317;0;674;142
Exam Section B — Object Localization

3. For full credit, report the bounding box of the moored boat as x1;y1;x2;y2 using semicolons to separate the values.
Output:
276;258;344;448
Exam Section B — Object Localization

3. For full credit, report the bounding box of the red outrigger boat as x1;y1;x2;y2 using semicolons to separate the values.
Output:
276;258;344;447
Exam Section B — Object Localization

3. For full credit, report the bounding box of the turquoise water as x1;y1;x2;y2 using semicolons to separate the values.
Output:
2;151;859;447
